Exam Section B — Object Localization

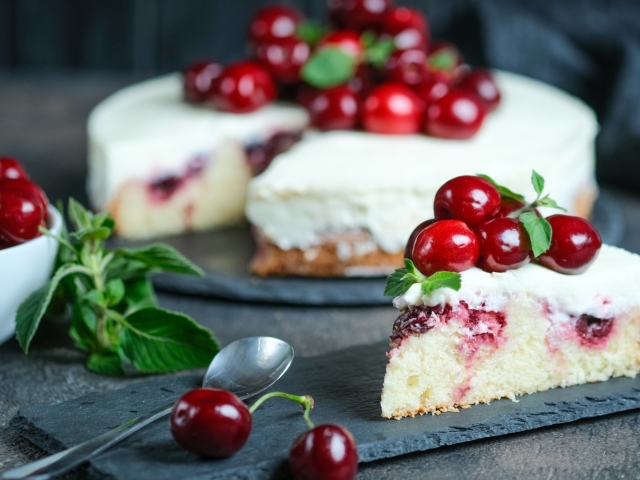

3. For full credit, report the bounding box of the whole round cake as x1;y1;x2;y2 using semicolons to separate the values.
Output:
86;1;599;277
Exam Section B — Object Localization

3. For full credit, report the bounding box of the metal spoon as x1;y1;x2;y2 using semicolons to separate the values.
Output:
3;336;294;480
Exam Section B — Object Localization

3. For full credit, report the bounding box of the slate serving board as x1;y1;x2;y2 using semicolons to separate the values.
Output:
113;189;625;307
11;340;640;480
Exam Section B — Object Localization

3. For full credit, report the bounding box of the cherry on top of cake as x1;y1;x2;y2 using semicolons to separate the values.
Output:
386;171;603;299
181;0;501;140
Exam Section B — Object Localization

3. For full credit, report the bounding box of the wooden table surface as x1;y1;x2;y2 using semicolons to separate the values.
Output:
1;70;640;479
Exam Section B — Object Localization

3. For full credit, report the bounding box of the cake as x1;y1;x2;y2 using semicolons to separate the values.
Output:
381;245;640;418
87;74;308;239
86;2;599;277
246;71;597;276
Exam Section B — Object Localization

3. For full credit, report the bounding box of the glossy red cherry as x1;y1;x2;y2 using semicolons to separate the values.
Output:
306;85;359;130
328;0;392;32
170;388;251;458
0;178;49;219
434;175;501;228
424;90;486;139
317;30;364;60
414;76;450;106
211;61;277;113
384;48;429;88
347;64;376;97
255;37;310;84
381;6;429;52
183;61;224;103
537;215;602;275
0;157;28;180
413;220;480;276
0;189;44;245
458;68;501;113
475;217;533;272
404;219;436;261
362;83;423;134
289;424;358;480
248;5;303;48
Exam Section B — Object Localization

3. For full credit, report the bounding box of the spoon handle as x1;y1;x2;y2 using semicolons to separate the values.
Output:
2;402;174;480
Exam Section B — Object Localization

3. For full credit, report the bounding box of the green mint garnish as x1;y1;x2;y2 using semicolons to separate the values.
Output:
300;47;356;89
384;259;462;297
519;212;553;257
295;21;327;45
16;199;219;376
476;173;525;203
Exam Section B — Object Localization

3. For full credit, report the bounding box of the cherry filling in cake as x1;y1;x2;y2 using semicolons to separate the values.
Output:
245;131;302;175
575;314;614;346
147;156;207;203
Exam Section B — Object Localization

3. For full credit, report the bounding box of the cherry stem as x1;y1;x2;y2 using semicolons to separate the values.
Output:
248;391;315;429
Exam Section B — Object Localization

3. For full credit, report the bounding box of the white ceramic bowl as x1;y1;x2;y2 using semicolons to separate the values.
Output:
0;206;62;345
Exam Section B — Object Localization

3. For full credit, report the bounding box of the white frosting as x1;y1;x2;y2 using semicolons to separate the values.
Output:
87;74;309;209
246;71;598;253
393;245;640;319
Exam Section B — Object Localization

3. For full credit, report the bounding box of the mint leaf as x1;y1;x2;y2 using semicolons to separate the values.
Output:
301;47;356;89
69;301;98;352
384;259;427;297
537;195;567;212
15;264;88;353
366;38;395;68
531;170;545;196
123;278;157;314
106;257;151;282
476;174;526;203
87;351;124;376
119;308;220;373
105;279;125;307
71;226;112;243
421;271;462;295
295;21;327;45
117;244;204;277
519;212;552;257
67;198;93;231
428;48;458;71
83;289;106;307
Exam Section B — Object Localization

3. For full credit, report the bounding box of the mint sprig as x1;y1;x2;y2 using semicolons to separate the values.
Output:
295;21;327;45
15;199;219;376
477;170;567;257
384;259;461;297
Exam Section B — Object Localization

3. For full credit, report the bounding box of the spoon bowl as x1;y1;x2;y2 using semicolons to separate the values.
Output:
204;336;294;399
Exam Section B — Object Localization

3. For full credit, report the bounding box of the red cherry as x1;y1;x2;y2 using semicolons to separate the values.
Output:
182;61;224;103
0;157;28;181
347;64;377;97
537;215;602;275
434;175;501;228
414;76;450;106
413;220;480;276
255;37;310;84
328;0;392;32
0;178;49;220
362;83;423;134
317;30;364;60
0;189;44;245
289;424;358;480
170;388;251;458
404;219;436;261
306;85;360;130
248;5;303;49
458;68;501;113
384;49;429;88
381;7;429;52
211;61;277;113
498;198;525;217
424;90;486;139
475;217;533;272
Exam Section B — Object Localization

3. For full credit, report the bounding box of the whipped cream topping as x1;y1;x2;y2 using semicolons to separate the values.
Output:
87;74;308;209
247;71;598;253
393;245;640;319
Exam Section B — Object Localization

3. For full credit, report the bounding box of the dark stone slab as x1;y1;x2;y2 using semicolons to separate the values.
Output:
112;190;624;308
10;341;640;479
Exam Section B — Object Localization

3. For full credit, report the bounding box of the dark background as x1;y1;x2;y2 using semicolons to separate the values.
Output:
1;0;640;191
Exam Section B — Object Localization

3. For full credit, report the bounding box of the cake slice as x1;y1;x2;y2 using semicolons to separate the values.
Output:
381;244;640;419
